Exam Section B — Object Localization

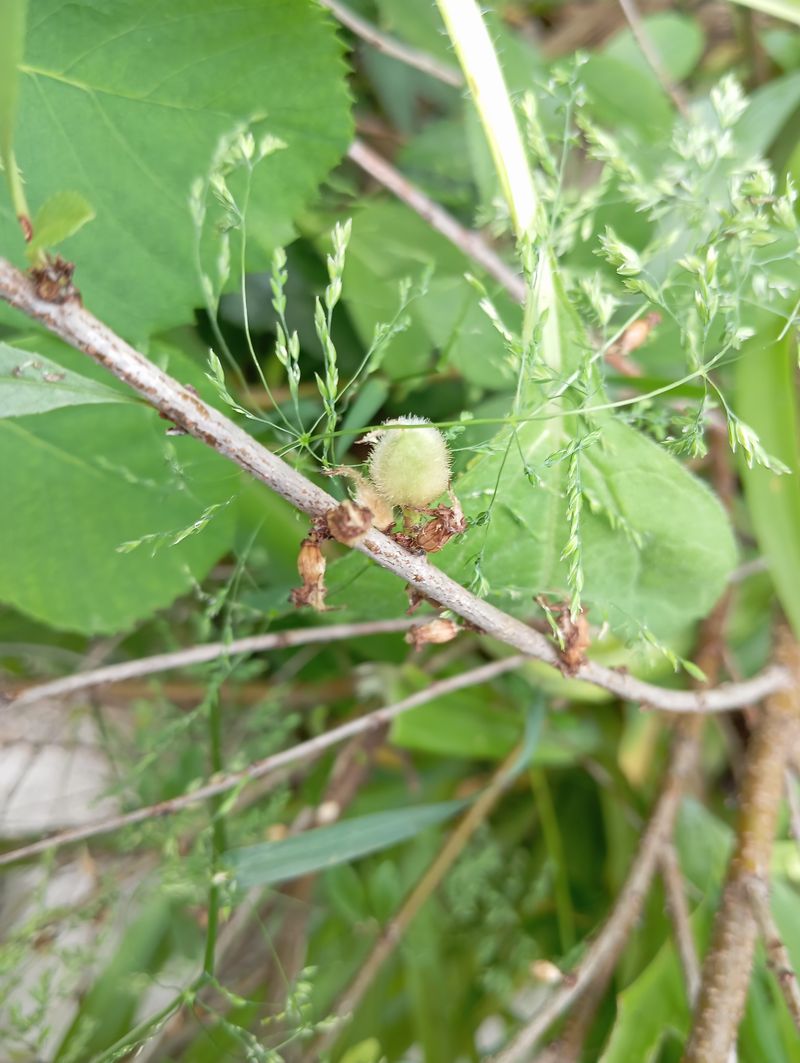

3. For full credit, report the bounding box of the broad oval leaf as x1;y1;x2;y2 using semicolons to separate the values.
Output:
1;0;353;338
0;340;238;634
443;415;736;638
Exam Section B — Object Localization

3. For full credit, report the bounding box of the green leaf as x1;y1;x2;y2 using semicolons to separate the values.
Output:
2;0;352;338
340;200;518;385
227;800;467;888
443;415;736;638
582;55;673;140
0;340;129;415
735;320;800;637
735;71;800;155
604;13;705;82
27;189;95;256
0;341;238;633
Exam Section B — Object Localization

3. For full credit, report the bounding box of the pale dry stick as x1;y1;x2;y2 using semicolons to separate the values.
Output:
531;956;617;1063
0;257;789;715
304;741;526;1061
616;0;690;116
0;655;526;869
347;139;527;303
660;842;701;1004
526;594;731;1062
494;718;701;1063
746;875;800;1033
684;633;800;1063
5;618;418;710
320;0;463;87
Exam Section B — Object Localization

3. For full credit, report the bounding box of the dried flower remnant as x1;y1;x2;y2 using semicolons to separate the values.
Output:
538;598;591;675
290;537;328;612
605;311;662;377
326;499;374;546
414;494;467;553
558;607;591;674
30;255;80;304
405;617;460;651
326;466;395;531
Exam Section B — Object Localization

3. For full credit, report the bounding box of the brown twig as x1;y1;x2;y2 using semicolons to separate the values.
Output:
684;631;800;1062
494;717;701;1062
0;257;791;713
304;742;526;1060
747;875;800;1033
4;618;418;709
347;139;527;303
0;655;526;868
660;843;701;1004
320;0;463;86
616;0;689;116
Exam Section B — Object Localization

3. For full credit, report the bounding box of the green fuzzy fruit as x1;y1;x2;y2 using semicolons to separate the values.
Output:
368;416;451;509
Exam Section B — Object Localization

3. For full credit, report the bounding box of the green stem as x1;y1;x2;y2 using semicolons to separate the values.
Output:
435;0;536;242
203;689;227;977
530;769;575;951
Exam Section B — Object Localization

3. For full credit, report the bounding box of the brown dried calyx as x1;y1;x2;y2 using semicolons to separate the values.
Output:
326;499;373;547
405;617;460;651
556;605;591;674
324;467;395;532
30;255;80;305
290;536;329;612
414;494;467;553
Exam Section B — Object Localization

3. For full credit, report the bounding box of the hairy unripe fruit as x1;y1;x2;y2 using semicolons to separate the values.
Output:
368;416;451;509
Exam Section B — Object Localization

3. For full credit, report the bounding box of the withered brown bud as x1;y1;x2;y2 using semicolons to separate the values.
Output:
290;538;328;612
405;618;460;651
326;500;373;547
415;501;467;553
556;606;590;675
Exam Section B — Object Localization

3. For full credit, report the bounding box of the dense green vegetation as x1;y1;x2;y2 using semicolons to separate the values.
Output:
2;1;800;1060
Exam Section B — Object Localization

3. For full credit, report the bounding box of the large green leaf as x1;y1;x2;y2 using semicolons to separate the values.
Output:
736;321;800;636
2;0;352;338
0;340;130;415
0;338;238;634
443;415;736;637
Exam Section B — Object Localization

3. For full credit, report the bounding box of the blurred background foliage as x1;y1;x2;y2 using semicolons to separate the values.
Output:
1;0;800;1060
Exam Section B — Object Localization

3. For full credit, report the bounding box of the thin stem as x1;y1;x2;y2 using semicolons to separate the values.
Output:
0;655;527;868
531;768;575;951
747;875;800;1033
660;844;701;1004
203;685;227;977
347;139;525;303
617;0;689;116
305;742;525;1060
6;149;33;247
0;257;791;714
320;0;463;87
7;618;418;709
494;717;701;1062
435;0;537;240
